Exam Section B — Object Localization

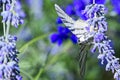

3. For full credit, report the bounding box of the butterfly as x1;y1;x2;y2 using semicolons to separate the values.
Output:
55;4;95;79
54;4;96;44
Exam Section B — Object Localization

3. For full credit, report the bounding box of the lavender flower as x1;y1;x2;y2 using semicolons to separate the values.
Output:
83;3;120;80
0;0;24;80
1;0;25;28
0;35;22;80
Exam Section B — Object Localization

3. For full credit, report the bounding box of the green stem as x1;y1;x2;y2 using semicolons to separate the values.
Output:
5;0;16;41
3;3;6;36
19;33;49;53
34;68;44;80
5;18;10;41
34;41;72;80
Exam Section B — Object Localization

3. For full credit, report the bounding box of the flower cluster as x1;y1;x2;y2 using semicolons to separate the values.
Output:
0;35;22;80
50;26;77;45
1;0;25;28
83;3;120;80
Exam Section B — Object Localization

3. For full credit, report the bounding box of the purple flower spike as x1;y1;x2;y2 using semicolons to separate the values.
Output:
0;35;22;80
0;0;24;79
83;3;120;80
1;0;25;28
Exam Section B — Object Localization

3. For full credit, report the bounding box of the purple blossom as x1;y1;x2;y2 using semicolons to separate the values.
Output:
1;0;25;28
73;0;105;19
15;1;25;18
0;35;22;80
111;0;120;15
56;17;63;24
73;0;86;18
83;3;120;80
93;32;105;42
93;38;120;80
0;0;24;79
50;26;77;45
65;4;75;15
83;4;107;18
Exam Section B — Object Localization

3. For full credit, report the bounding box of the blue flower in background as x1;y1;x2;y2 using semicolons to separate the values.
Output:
25;0;43;19
65;4;75;15
50;26;77;45
73;0;86;19
111;0;120;15
56;17;63;24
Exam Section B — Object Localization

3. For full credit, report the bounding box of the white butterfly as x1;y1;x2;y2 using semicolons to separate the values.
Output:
55;4;96;79
54;4;95;44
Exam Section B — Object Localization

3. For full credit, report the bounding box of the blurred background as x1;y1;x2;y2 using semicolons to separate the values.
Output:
0;0;120;80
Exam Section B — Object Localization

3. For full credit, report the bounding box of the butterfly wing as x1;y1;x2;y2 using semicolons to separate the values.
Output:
55;4;75;27
79;44;89;80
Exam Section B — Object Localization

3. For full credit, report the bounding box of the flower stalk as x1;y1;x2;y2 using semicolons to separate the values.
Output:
0;0;25;80
83;2;120;80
